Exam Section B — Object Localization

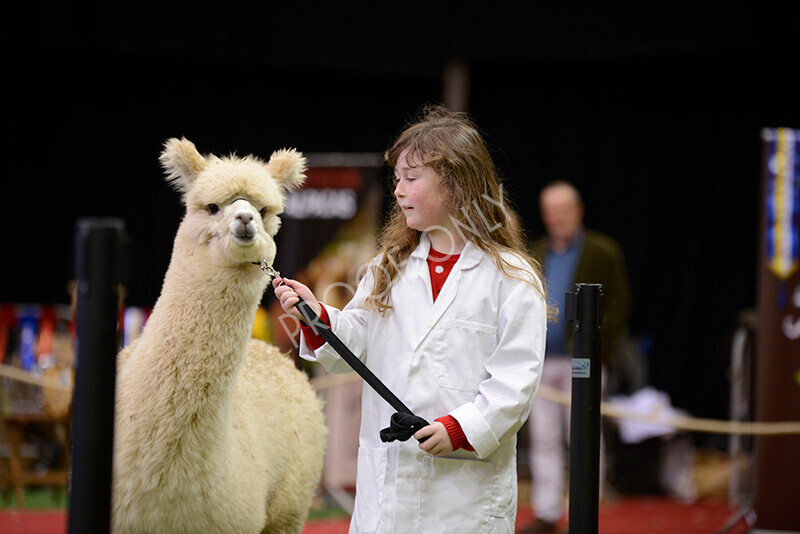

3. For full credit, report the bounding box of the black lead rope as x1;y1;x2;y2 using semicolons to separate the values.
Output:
294;298;429;443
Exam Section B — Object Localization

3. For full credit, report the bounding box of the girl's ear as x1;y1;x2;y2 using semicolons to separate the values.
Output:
266;148;307;192
159;137;208;197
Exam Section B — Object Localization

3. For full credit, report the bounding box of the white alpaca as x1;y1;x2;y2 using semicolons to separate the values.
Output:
112;138;327;533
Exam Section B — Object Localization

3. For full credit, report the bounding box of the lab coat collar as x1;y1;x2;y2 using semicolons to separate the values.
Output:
410;233;483;271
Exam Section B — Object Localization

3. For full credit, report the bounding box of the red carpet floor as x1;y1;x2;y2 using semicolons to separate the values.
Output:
0;497;743;534
516;498;742;534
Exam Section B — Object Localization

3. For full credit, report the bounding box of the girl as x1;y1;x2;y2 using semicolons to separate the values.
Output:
274;105;547;533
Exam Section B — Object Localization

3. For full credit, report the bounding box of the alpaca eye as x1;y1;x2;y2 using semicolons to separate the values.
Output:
259;208;267;217
207;204;220;215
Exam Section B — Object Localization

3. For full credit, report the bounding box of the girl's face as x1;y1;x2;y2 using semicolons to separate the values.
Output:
393;149;451;234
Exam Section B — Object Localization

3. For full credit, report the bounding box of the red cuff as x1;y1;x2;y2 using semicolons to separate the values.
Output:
435;415;474;452
300;303;330;350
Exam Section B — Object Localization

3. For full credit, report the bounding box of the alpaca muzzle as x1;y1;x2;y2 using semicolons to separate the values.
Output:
230;217;257;241
230;200;258;242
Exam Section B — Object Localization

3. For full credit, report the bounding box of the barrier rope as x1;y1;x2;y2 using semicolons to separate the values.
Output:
533;382;800;436
4;363;800;436
306;371;800;437
0;363;72;392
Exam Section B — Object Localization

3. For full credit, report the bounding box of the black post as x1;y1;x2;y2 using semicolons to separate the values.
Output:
68;218;127;534
567;283;603;534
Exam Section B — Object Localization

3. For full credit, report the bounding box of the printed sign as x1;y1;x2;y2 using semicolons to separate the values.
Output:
572;358;591;378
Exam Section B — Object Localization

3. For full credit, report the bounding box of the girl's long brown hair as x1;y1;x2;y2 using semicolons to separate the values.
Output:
364;104;548;314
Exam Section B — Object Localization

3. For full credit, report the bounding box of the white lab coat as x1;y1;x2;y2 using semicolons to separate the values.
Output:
300;235;546;533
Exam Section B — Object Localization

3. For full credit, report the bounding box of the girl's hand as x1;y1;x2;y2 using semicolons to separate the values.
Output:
415;422;454;456
272;277;322;321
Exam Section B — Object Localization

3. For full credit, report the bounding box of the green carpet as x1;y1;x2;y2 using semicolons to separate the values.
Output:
0;487;68;509
0;487;347;520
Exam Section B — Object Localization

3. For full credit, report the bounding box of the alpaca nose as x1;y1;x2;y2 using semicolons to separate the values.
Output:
236;212;254;225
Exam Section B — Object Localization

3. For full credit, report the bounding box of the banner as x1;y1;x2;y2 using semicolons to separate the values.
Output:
762;127;800;282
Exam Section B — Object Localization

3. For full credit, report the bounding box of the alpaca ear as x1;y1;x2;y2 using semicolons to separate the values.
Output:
266;148;307;192
159;137;209;195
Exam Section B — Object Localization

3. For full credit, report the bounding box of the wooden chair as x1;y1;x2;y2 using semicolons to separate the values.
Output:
1;411;70;506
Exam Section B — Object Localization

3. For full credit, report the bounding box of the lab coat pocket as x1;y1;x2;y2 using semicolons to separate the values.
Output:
352;447;388;533
418;454;507;532
431;318;497;392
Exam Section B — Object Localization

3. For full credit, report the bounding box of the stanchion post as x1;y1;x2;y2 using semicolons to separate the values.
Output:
68;218;127;534
567;283;603;534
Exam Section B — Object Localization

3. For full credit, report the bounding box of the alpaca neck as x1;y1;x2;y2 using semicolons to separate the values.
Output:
135;238;267;444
